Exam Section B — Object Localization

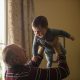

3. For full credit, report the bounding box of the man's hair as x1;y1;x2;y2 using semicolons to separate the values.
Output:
3;49;18;66
2;44;27;67
32;16;48;28
4;50;17;66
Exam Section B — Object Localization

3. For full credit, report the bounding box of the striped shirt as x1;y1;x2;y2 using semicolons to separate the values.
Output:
5;54;70;80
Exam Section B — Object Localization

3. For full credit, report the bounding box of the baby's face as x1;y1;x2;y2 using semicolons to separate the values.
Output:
32;26;47;38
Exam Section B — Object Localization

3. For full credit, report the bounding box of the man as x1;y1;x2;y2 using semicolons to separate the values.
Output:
2;44;70;80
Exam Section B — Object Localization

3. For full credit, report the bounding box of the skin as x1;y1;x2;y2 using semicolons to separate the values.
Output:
32;26;47;38
32;26;75;63
2;44;42;67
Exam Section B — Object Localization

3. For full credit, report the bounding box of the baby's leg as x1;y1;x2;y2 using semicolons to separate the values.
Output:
52;37;66;63
45;53;53;68
59;43;66;55
53;37;61;53
53;37;66;55
38;46;44;56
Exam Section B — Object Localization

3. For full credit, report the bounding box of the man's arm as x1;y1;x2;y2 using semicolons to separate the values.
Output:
39;54;70;80
27;49;70;80
50;54;70;80
27;46;44;67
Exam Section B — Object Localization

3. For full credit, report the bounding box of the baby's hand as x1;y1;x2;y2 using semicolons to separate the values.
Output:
70;36;75;41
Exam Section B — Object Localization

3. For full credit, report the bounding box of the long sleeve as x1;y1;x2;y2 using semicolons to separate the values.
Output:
27;54;43;67
51;29;71;38
32;36;39;56
5;54;69;80
50;54;70;80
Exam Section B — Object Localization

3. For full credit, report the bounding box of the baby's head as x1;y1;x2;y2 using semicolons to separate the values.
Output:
2;44;27;67
32;16;48;38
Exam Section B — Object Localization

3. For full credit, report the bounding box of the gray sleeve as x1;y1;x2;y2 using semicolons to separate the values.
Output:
32;36;39;56
52;29;71;38
26;54;43;67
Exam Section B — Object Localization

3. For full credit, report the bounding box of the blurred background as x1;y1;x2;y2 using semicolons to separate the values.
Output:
0;0;80;80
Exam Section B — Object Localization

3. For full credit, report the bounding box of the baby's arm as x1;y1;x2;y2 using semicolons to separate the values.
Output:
68;35;75;41
52;29;75;41
32;36;39;56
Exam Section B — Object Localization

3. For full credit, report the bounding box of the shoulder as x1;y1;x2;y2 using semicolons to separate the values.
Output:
47;28;58;35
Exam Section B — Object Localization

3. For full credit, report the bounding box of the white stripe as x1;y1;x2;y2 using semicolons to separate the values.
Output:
6;74;31;77
6;65;31;77
38;69;41;80
57;68;61;79
56;68;58;80
49;69;50;80
46;69;48;80
59;66;68;76
35;68;39;80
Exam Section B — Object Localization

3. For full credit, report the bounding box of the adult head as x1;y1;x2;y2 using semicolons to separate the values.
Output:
2;44;27;67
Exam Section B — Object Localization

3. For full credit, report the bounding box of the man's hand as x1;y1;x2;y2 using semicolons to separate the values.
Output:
31;56;39;62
